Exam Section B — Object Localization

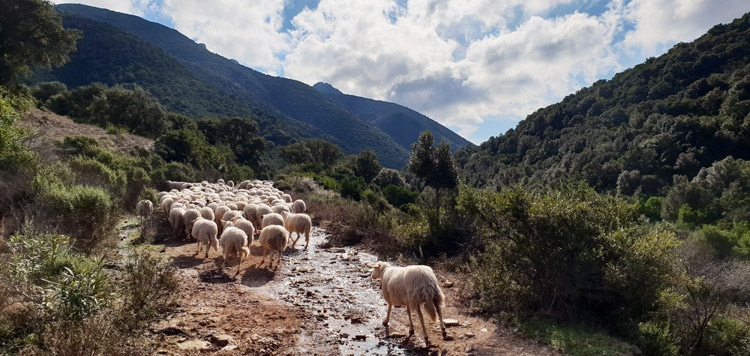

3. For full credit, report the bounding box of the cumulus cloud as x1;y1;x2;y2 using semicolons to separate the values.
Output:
159;0;289;73
623;0;750;55
284;1;620;139
54;0;750;143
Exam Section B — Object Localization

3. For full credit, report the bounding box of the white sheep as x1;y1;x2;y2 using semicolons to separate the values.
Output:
261;212;284;229
252;225;289;269
182;208;202;239
199;206;215;221
371;261;447;345
272;204;291;214
292;199;307;213
190;217;219;258
229;217;255;241
219;226;249;277
280;211;311;249
214;205;231;233
136;199;153;221
168;207;186;239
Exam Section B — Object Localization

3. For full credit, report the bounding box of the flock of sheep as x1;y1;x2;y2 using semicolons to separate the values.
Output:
136;179;449;345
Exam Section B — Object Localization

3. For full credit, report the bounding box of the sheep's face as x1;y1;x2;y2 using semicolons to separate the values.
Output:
371;262;388;279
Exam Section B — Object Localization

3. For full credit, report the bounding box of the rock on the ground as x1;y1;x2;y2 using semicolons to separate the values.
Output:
176;339;211;351
444;318;460;326
210;334;234;347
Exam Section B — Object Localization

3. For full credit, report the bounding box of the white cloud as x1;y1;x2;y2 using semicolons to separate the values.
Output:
284;2;619;139
623;0;750;55
159;0;289;73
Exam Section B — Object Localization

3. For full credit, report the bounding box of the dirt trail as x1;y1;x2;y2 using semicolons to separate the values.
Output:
144;222;560;356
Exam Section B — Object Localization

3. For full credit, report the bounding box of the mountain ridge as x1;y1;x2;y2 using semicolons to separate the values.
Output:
312;82;472;152
53;4;414;168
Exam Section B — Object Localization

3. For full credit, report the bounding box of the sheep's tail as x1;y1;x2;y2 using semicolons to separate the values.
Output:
422;284;445;323
241;247;250;260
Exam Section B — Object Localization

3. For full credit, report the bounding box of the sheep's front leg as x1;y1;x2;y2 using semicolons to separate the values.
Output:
195;242;201;256
382;303;392;326
406;305;415;336
234;257;242;277
415;305;429;345
260;248;267;265
276;250;282;267
304;232;309;250
204;243;210;259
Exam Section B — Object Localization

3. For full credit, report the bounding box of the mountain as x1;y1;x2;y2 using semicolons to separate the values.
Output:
313;82;472;152
48;4;411;168
457;12;750;194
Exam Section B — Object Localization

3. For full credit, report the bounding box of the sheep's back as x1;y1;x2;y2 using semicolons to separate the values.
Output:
382;266;443;307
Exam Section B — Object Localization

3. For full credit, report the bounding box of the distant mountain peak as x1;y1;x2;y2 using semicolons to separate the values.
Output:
313;82;343;95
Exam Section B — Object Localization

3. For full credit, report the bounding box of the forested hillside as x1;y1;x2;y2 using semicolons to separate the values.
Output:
48;4;412;168
313;82;472;152
458;12;750;194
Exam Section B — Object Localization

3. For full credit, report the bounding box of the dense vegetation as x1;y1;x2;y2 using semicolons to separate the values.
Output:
457;13;750;196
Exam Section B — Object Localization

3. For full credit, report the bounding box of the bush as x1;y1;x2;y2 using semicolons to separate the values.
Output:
33;173;118;253
339;175;366;200
118;252;178;330
383;184;418;208
458;186;680;323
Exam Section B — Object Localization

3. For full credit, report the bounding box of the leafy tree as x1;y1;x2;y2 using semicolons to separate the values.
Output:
197;117;266;166
88;85;167;138
352;149;382;183
155;129;221;170
0;0;80;85
408;130;458;209
278;139;343;170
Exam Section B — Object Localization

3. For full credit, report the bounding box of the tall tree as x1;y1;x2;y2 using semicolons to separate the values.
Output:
408;130;458;210
353;149;382;183
0;0;80;85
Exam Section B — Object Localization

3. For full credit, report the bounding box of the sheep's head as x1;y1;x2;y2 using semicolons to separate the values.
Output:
370;261;390;279
224;221;234;228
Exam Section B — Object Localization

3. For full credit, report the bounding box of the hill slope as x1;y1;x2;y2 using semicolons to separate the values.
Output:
313;82;472;152
458;12;750;194
52;4;411;168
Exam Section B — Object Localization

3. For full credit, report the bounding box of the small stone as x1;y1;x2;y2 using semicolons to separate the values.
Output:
480;328;488;333
176;339;211;351
210;334;234;347
340;332;349;338
463;332;475;338
442;281;455;288
354;334;367;341
443;319;460;327
465;345;474;353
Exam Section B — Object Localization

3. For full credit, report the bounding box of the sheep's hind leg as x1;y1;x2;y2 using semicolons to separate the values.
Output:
435;300;446;339
406;305;415;336
415;305;429;345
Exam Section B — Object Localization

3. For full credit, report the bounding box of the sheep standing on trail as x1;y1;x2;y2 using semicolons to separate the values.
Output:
252;225;289;269
219;226;249;277
229;217;255;242
168;207;186;239
292;199;306;214
199;206;215;221
136;199;153;242
214;205;231;233
190;217;219;258
261;213;284;229
371;261;447;345
182;208;202;239
280;211;311;249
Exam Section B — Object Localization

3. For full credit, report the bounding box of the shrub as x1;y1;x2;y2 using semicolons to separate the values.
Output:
383;184;418;208
457;186;680;323
118;252;178;330
339;175;366;200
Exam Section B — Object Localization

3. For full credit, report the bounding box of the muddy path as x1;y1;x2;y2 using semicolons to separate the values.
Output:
140;220;560;356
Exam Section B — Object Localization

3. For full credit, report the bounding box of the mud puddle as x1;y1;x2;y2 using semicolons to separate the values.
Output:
251;226;411;355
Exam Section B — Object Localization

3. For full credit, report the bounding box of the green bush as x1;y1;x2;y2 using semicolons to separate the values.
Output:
0;89;36;172
636;321;680;356
118;253;178;330
339;175;366;200
521;319;636;356
383;184;418;208
457;186;680;323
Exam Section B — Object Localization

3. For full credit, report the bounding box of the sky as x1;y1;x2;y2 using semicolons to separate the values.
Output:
52;0;750;144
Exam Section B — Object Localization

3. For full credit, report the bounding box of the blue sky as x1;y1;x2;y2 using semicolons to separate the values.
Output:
54;0;750;144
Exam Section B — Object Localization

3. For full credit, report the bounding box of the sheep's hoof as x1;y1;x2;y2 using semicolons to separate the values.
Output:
408;329;414;336
424;337;429;345
442;331;447;339
382;320;389;326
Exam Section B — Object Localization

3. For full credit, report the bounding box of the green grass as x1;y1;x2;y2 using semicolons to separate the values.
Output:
520;320;636;356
